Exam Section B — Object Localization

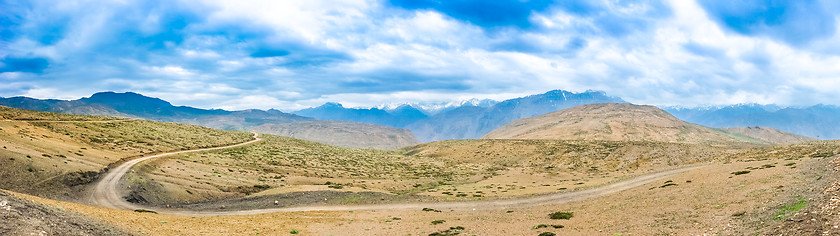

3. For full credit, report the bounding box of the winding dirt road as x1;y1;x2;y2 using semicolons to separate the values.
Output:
88;132;698;216
89;132;262;210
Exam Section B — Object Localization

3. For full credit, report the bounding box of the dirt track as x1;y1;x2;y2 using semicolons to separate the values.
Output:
89;132;262;210
88;133;698;216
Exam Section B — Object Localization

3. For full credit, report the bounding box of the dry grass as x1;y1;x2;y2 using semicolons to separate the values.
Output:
129;135;450;204
0;106;123;121
0;106;254;199
10;156;835;236
130;135;840;204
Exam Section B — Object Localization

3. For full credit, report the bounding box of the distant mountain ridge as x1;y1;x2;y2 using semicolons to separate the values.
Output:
293;90;626;142
294;102;427;128
0;96;131;117
0;92;312;130
0;92;421;149
4;90;835;144
250;120;420;150
375;98;499;115
664;104;840;139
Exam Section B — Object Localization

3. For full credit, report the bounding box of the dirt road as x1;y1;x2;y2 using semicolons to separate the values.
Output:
88;132;697;216
89;132;262;209
163;166;698;216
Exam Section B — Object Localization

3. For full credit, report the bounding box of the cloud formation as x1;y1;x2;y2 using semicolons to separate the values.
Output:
1;0;840;110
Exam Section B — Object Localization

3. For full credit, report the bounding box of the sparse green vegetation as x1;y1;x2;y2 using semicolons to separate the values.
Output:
732;170;751;175
162;135;448;196
289;229;299;234
133;209;157;214
422;208;442;212
549;211;574;220
538;232;556;236
429;226;465;236
431;220;446;225
774;197;808;220
0;106;255;199
533;224;549;229
0;106;123;121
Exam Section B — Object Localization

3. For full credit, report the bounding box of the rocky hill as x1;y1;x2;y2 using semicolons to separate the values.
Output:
720;126;817;145
482;103;761;145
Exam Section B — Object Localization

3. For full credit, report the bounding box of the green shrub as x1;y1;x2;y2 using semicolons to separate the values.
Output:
422;208;442;212
732;170;751;175
431;220;446;225
290;229;299;234
133;209;158;214
538;232;556;236
549;211;573;220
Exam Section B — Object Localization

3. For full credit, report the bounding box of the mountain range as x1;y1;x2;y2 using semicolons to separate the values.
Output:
664;104;840;140
298;90;627;142
2;90;837;146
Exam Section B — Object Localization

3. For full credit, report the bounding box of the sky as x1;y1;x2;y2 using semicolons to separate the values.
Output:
2;0;840;111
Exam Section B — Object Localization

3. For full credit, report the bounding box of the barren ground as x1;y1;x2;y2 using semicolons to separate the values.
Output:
13;155;837;235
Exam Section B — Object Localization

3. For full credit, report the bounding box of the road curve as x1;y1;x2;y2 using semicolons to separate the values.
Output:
89;132;262;209
170;166;699;216
90;132;698;216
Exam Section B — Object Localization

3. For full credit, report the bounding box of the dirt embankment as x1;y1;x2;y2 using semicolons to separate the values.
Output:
0;190;129;236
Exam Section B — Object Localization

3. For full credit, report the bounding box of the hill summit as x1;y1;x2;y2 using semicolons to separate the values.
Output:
482;103;760;144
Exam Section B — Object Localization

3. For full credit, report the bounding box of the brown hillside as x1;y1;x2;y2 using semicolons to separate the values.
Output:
250;120;420;150
0;106;254;200
482;103;760;145
720;126;817;145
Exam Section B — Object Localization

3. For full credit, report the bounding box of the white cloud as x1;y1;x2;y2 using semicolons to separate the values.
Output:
145;65;194;77
4;0;840;110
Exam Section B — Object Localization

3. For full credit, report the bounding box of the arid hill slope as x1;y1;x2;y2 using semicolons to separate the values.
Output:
720;126;817;145
0;190;128;235
482;103;762;145
250;120;420;150
0;106;253;200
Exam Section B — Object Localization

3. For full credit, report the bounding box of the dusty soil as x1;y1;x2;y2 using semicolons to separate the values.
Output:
166;191;429;211
766;156;840;235
0;190;129;236
13;156;831;235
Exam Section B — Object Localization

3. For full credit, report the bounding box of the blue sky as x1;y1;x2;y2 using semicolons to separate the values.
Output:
2;0;840;111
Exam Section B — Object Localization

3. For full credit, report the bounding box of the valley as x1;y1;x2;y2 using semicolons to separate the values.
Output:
1;101;838;235
5;1;839;235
